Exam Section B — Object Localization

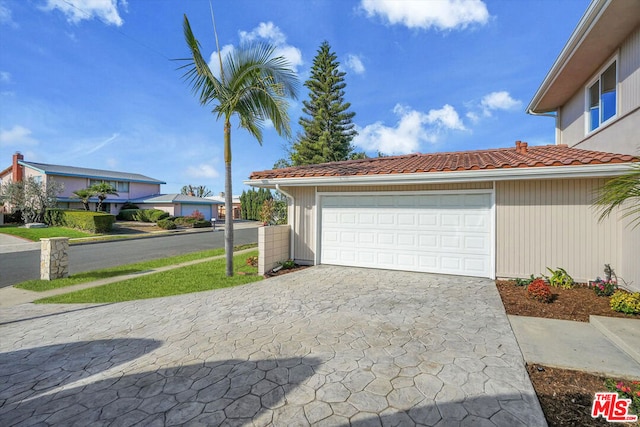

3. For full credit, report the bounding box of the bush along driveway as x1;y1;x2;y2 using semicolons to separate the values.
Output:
0;266;546;426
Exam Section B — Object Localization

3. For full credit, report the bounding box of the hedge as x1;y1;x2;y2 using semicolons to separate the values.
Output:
44;209;115;233
157;218;176;230
117;209;139;221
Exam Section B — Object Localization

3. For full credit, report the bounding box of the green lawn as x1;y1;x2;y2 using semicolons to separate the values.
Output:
0;224;94;240
35;250;261;304
15;244;257;291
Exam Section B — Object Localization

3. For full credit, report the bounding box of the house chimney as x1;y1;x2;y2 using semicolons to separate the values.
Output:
521;142;528;154
515;141;522;153
12;152;23;182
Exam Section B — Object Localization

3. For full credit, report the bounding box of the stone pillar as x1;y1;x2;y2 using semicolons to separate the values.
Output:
40;237;69;280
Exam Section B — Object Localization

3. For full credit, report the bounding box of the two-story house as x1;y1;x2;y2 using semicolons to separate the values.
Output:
527;0;639;156
1;153;222;220
244;0;640;290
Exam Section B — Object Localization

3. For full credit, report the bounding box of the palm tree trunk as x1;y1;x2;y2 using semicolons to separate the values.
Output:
224;120;234;277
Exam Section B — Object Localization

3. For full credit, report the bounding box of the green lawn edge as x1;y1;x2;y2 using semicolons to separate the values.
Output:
0;225;94;240
35;251;261;304
15;243;257;291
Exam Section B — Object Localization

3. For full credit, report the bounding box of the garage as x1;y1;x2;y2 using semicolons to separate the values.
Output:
181;204;212;220
319;192;494;278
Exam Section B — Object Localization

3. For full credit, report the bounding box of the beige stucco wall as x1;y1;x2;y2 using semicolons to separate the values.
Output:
496;178;640;291
258;225;290;275
558;27;640;155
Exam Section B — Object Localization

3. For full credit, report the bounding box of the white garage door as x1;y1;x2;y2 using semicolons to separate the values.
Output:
320;193;493;278
181;204;211;220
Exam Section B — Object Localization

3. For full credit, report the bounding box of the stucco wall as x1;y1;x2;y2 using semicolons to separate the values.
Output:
129;183;161;199
496;178;640;291
258;225;290;275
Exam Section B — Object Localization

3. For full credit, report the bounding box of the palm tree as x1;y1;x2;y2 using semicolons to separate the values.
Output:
90;183;119;212
593;163;640;229
181;14;298;276
72;188;94;211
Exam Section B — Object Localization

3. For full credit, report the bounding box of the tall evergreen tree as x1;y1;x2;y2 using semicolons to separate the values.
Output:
290;41;358;165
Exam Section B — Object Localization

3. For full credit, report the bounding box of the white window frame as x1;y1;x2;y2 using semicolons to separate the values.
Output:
584;55;618;135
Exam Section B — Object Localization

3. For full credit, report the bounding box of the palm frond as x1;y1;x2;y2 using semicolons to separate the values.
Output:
593;162;640;228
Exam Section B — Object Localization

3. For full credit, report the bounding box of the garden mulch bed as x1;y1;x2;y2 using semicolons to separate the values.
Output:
497;280;639;426
496;281;639;322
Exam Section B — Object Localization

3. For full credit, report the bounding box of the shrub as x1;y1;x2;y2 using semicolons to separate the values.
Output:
173;216;194;227
148;209;169;222
117;209;140;221
605;379;640;416
545;267;574;289
590;278;617;297
43;208;67;226
610;291;640;315
157;218;176;230
514;274;536;287
527;279;553;303
45;209;115;233
279;259;296;269
120;202;139;210
188;210;205;221
192;219;211;228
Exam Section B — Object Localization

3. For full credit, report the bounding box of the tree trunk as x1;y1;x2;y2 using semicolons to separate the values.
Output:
224;119;234;277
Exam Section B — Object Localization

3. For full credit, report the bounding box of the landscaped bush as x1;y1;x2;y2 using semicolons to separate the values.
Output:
117;209;140;221
610;291;640;315
192;219;211;228
149;210;170;222
545;267;574;289
45;209;115;233
590;278;617;297
120;202;139;210
527;279;553;303
157;218;176;230
43;208;66;226
605;379;640;416
514;275;537;287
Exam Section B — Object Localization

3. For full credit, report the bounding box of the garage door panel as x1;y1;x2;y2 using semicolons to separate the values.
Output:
320;193;492;278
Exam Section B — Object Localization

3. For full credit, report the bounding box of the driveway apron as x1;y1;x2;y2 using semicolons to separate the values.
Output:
0;265;546;426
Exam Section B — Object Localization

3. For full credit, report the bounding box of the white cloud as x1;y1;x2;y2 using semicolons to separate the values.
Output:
0;125;38;147
41;0;126;26
353;104;465;154
0;71;11;83
238;22;303;70
361;0;490;31
345;54;365;74
208;22;303;77
0;1;17;27
186;164;220;179
480;91;522;116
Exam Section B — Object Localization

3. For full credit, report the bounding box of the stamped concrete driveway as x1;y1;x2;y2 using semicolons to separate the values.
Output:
0;266;546;426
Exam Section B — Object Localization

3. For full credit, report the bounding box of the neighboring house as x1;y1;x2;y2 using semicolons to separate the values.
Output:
0;153;220;221
130;194;222;221
206;194;242;220
246;0;640;290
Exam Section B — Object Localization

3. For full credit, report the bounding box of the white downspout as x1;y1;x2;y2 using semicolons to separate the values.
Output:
275;184;295;261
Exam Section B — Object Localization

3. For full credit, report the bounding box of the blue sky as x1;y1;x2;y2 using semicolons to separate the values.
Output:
0;0;590;194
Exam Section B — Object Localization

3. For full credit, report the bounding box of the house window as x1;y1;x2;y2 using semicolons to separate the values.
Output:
89;179;128;192
117;182;129;192
587;61;617;132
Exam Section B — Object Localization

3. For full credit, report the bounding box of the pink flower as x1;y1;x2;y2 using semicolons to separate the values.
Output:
617;382;625;389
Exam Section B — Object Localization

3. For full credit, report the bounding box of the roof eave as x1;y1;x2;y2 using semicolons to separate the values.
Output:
245;163;635;188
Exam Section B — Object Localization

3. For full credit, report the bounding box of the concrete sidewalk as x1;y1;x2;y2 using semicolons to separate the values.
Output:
0;233;39;254
509;314;640;379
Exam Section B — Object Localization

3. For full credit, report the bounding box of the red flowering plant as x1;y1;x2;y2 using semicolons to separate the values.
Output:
527;279;553;303
590;277;618;297
605;379;640;416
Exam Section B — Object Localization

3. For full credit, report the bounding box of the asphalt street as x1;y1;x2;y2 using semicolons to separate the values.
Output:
0;228;257;288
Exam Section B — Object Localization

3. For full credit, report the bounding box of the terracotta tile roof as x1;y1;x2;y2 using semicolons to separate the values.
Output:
250;142;637;180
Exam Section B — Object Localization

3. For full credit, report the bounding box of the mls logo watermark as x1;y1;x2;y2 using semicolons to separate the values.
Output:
592;392;638;423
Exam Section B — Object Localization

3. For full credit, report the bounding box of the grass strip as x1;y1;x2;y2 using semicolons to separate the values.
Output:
15;243;257;291
0;225;93;240
35;251;261;304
